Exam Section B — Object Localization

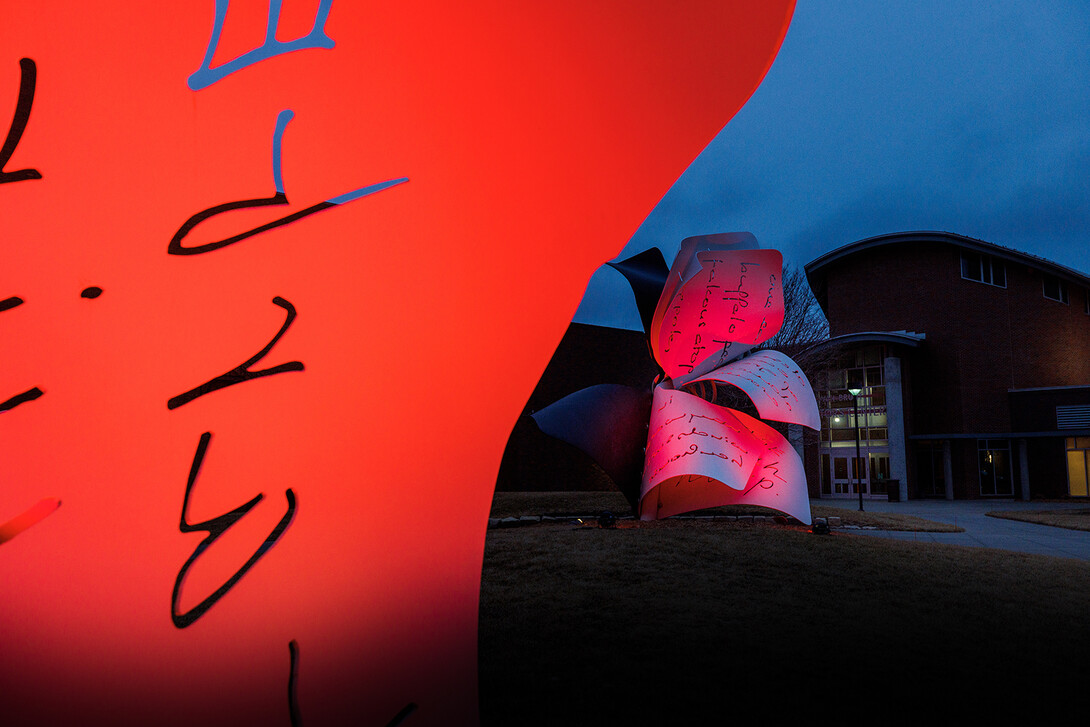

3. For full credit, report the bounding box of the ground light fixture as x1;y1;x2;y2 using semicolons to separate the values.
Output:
847;385;863;511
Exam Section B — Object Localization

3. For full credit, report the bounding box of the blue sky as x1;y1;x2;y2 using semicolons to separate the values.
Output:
575;0;1090;330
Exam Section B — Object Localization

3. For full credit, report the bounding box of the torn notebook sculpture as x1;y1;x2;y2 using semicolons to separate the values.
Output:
532;233;819;524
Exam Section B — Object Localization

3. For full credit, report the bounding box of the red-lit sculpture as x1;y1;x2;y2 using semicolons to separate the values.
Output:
1;3;795;725
535;233;818;524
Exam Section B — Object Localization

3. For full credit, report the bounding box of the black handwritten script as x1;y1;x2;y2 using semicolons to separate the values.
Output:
629;243;815;521
1;286;105;415
2;59;61;542
286;642;417;727
167;109;407;256
655;249;784;382
644;389;758;484
166;296;304;410
640;385;807;518
171;432;296;629
2;12;420;721
2;295;38;414
688;349;820;430
1;58;41;185
507;241;810;578
0;385;42;413
164;3;415;723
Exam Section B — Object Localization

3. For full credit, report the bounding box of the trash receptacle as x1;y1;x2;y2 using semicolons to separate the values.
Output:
886;479;900;502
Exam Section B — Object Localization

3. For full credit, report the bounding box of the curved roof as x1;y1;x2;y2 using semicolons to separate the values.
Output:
805;230;1090;313
799;330;925;359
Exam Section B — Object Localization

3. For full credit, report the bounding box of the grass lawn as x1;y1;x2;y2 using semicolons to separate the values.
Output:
480;493;1090;725
988;508;1090;532
488;491;963;532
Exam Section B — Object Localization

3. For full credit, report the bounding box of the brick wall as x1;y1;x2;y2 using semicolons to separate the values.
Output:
823;240;1090;437
815;235;1090;499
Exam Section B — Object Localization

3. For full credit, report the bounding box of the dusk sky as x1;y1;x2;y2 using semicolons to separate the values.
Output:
575;0;1090;330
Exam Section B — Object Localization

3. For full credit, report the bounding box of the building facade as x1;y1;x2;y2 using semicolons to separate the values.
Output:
804;231;1090;500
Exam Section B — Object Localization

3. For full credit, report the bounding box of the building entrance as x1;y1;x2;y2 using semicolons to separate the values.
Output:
817;344;891;499
828;447;890;497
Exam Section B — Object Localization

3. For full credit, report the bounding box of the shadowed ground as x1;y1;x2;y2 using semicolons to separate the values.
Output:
479;497;1090;725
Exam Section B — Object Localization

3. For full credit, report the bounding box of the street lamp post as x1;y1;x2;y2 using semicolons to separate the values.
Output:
848;385;863;512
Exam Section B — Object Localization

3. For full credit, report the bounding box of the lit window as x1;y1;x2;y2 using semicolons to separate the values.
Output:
1043;274;1069;303
960;251;1006;288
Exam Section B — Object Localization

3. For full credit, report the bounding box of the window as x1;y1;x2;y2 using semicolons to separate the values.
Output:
960;251;1006;287
1068;438;1090;497
1043;274;1069;303
978;439;1013;496
818;344;888;447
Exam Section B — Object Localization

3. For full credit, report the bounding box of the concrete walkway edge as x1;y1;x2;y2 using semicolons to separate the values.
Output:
815;498;1090;561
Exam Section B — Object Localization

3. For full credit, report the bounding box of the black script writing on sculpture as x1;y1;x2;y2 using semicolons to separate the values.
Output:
1;58;41;185
171;432;296;628
167;296;304;410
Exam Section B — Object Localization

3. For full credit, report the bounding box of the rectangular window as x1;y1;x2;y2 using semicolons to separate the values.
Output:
1043;274;1069;303
960;251;1006;288
865;366;883;387
961;251;981;281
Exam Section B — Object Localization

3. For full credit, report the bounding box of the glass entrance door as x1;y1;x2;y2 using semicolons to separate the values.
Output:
829;448;888;498
832;455;853;494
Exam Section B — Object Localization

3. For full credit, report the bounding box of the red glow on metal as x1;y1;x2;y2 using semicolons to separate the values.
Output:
1;2;796;723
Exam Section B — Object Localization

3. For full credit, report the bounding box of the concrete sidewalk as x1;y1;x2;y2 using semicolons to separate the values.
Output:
815;498;1090;561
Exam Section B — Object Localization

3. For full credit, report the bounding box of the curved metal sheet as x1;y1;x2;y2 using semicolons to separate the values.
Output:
531;384;652;510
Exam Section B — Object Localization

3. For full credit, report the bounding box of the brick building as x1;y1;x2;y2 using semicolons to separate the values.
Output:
804;231;1090;500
